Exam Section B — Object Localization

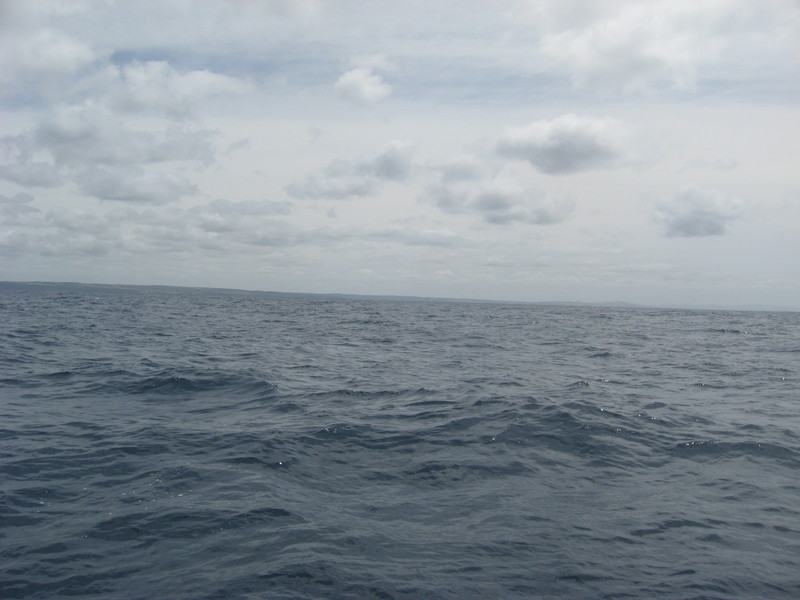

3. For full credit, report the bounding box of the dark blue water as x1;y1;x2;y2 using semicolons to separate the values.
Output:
2;285;799;599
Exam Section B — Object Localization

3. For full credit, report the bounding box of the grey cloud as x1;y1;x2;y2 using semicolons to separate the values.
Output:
237;223;352;248
680;158;740;173
0;134;62;187
0;192;35;205
36;106;217;166
2;103;219;203
194;200;293;233
0;161;64;187
497;114;633;175
367;141;414;181
45;210;117;236
0;201;120;259
1;49;245;206
366;227;459;247
287;140;415;200
1;194;461;263
436;156;484;183
224;138;251;155
208;199;292;216
0;231;32;257
76;166;197;203
0;193;42;226
286;166;374;200
426;170;573;226
655;185;742;237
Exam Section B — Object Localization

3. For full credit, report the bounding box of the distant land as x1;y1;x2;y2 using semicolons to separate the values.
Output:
2;281;797;313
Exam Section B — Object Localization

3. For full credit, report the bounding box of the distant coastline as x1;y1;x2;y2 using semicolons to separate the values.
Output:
1;280;796;314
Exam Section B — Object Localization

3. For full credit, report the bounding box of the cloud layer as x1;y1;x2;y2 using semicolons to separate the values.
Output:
0;1;797;308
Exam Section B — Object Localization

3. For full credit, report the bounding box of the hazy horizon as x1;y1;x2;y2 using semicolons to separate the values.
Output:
2;1;798;310
3;279;797;313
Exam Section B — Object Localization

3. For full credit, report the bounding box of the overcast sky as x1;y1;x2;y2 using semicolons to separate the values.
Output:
1;0;798;309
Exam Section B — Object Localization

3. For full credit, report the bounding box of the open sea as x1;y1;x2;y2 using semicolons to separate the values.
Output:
1;283;799;600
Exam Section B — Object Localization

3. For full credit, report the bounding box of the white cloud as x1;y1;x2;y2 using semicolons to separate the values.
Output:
497;114;636;175
287;140;415;200
335;67;392;104
106;61;252;119
537;0;799;93
0;28;97;90
654;185;742;237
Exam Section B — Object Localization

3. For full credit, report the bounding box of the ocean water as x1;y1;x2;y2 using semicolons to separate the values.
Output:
1;285;799;600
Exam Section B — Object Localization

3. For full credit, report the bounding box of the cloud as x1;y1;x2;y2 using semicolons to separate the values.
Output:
2;99;220;202
435;155;484;183
194;199;293;233
0;193;42;226
0;161;63;187
76;166;197;203
367;140;415;181
207;199;292;216
497;114;636;175
426;160;572;225
285;167;374;200
1;32;252;205
366;227;459;247
0;192;35;205
35;104;218;166
654;185;742;237
537;0;796;93
287;140;415;200
679;158;739;173
105;61;252;119
335;67;392;104
0;193;462;264
0;28;97;91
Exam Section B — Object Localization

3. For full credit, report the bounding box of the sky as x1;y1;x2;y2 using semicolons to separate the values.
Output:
1;0;799;309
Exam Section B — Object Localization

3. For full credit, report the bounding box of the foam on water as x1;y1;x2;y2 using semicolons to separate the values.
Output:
1;285;799;599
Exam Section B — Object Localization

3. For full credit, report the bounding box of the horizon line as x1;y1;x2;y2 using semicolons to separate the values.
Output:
1;280;797;314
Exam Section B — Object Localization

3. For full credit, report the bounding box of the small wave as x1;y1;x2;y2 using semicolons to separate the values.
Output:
669;440;800;466
126;370;273;396
401;459;533;487
89;506;300;544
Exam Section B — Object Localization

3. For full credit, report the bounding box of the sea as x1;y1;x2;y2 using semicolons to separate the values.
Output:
1;283;798;600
